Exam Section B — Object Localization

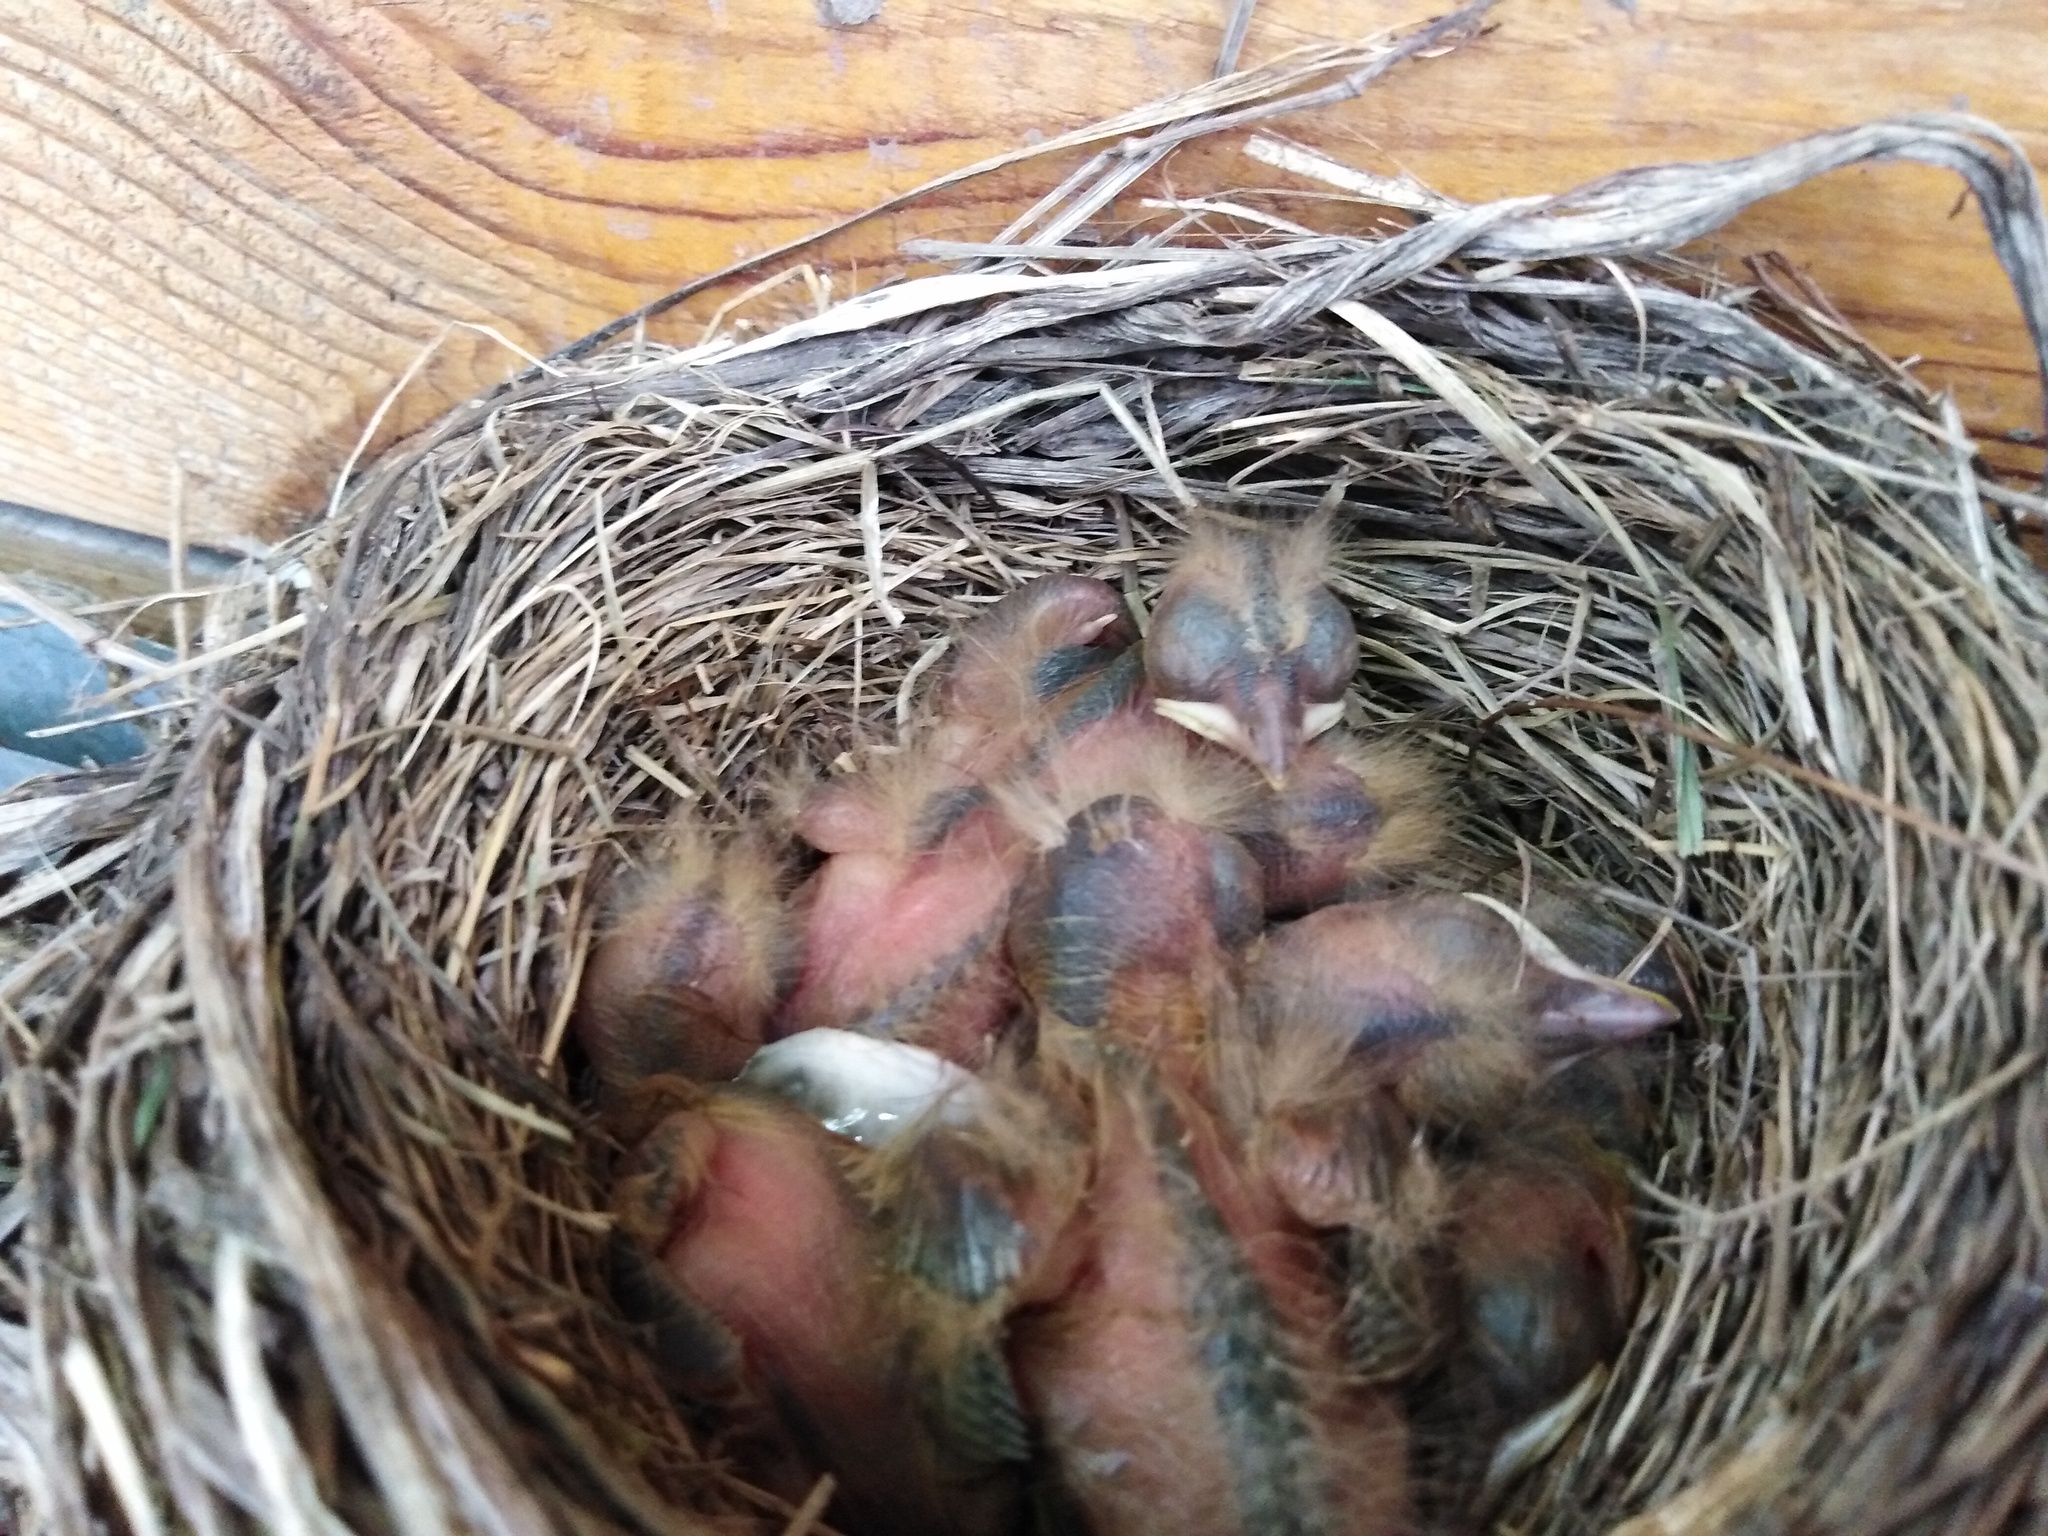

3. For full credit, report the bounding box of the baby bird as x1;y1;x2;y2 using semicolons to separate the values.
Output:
1144;517;1358;786
1446;1132;1638;1428
1008;1060;1414;1536
607;1066;1053;1536
1430;1017;1661;1492
1001;769;1410;1536
745;1028;1093;1443
1243;733;1450;916
933;573;1139;776
574;827;788;1097
773;574;1145;1064
1245;892;1680;1129
1006;787;1263;1082
1231;891;1674;1388
779;750;1034;1066
1406;1115;1641;1518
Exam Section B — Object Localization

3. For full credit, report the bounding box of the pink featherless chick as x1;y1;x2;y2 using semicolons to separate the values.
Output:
608;1030;1091;1536
778;749;1037;1066
1003;787;1413;1536
774;574;1141;1067
1235;891;1676;1485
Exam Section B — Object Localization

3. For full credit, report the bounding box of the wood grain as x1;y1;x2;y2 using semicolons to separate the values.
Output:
2;0;2043;545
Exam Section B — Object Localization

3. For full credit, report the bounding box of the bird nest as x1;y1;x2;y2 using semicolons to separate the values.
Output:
5;17;2048;1536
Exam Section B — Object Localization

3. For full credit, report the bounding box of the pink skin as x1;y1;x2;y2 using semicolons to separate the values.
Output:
651;1103;880;1410
773;634;1181;1068
1012;1075;1411;1536
1249;1088;1417;1238
622;1092;1027;1536
1013;1085;1246;1536
773;575;1143;1064
1028;703;1240;807
777;566;1249;1070
1183;1090;1417;1536
779;791;1031;1066
896;575;1144;802
1231;894;1673;1409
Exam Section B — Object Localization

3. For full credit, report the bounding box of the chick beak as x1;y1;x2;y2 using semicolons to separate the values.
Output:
1240;672;1306;788
1152;670;1317;786
1537;982;1680;1040
1462;893;1683;1041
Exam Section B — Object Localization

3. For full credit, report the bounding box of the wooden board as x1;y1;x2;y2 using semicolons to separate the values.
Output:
4;0;2044;546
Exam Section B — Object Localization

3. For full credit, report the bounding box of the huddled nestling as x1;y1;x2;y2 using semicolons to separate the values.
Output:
573;516;1683;1536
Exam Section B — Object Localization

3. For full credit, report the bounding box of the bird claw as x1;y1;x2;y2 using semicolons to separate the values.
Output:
607;1083;720;1246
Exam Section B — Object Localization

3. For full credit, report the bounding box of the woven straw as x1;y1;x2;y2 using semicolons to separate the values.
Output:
4;15;2047;1534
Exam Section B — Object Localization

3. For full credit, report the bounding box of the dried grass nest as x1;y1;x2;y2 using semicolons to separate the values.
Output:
6;24;2048;1536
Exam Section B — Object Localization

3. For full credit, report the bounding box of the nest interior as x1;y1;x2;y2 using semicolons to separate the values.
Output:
4;42;2048;1536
